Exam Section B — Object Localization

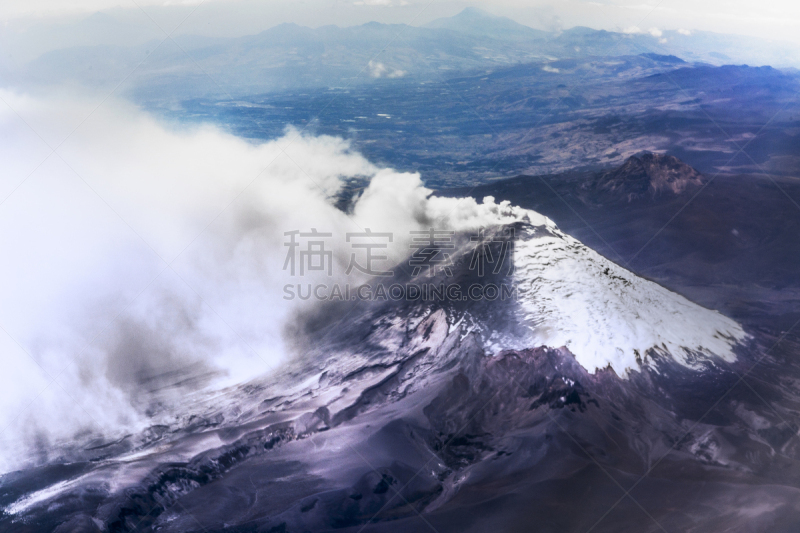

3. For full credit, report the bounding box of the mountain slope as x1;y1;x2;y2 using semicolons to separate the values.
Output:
0;202;768;532
1;264;792;532
512;221;746;373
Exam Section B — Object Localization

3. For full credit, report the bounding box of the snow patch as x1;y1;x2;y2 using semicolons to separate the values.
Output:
513;225;747;375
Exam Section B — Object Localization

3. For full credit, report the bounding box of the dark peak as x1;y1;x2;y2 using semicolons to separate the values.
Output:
454;6;497;19
623;152;700;176
615;152;703;186
426;6;499;27
562;26;600;35
425;7;548;41
592;153;704;201
640;53;686;64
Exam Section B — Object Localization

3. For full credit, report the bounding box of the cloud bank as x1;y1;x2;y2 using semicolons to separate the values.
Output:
0;92;528;472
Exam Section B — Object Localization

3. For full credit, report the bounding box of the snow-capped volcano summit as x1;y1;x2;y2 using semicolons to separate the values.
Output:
329;194;749;377
509;220;748;375
347;188;749;377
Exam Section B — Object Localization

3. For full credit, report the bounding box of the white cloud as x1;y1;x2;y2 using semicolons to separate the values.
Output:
0;92;380;471
368;60;388;77
368;60;406;78
0;90;530;472
677;28;692;35
623;26;666;39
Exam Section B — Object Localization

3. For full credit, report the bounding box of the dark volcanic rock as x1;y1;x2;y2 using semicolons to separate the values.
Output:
584;152;705;202
2;296;800;532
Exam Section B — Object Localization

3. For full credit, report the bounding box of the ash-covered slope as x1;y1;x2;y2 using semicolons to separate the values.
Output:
1;213;784;533
4;297;793;533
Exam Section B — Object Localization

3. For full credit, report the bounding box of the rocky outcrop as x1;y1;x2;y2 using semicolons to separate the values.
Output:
586;152;705;202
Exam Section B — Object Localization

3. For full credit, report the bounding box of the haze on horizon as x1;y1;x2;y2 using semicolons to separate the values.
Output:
2;0;800;62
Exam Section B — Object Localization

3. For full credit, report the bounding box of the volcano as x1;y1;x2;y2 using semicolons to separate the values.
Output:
4;200;795;533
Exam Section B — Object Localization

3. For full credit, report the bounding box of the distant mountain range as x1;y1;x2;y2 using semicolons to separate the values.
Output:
6;7;800;102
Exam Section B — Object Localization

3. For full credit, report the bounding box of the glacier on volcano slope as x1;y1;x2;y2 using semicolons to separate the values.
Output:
508;218;748;375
